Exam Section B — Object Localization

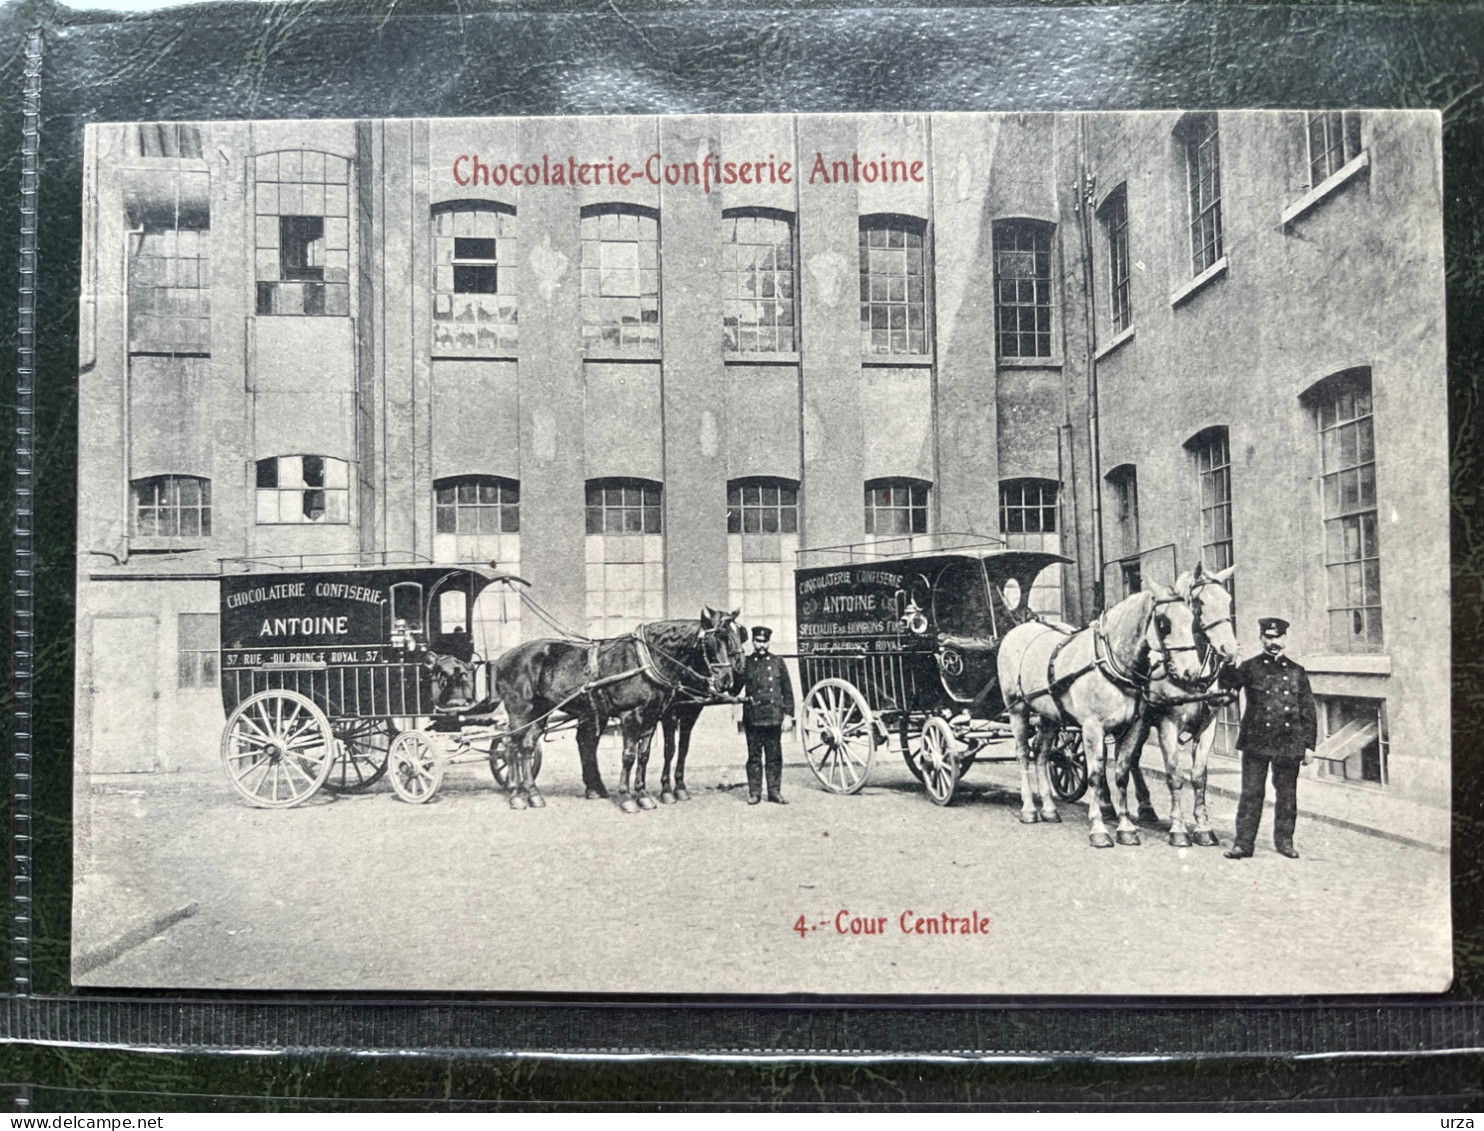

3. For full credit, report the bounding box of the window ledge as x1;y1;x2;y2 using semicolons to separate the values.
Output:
432;353;518;363
128;538;210;554
1307;653;1391;676
1094;327;1135;362
1281;150;1370;228
1169;256;1229;308
725;351;801;366
861;355;935;369
584;348;662;363
997;356;1063;370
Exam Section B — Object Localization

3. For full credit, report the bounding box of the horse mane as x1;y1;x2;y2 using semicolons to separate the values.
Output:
638;618;708;684
1100;589;1154;667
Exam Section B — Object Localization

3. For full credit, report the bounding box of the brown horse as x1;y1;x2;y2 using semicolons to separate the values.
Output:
487;609;747;812
996;585;1203;847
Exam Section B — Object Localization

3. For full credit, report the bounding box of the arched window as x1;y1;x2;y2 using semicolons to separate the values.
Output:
585;478;664;637
865;477;929;537
723;209;796;353
432;202;517;354
1098;188;1132;336
580;205;660;351
255;455;349;524
132;474;211;538
1185;426;1233;573
253;149;351;316
993;219;1056;358
1304;369;1381;652
999;477;1063;615
727;478;799;648
432;475;522;656
859;215;929;356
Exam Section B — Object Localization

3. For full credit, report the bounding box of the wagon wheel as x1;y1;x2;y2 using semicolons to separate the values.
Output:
321;717;393;793
801;678;876;795
1047;729;1089;803
387;730;445;804
220;689;334;808
916;716;962;806
489;740;543;787
901;722;924;782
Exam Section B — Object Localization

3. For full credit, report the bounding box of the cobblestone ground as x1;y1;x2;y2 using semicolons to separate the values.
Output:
73;718;1452;995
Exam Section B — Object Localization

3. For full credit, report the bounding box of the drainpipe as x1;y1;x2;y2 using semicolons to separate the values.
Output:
1075;114;1106;614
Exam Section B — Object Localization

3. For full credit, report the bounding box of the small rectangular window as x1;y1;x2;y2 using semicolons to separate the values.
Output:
280;216;326;281
177;612;218;689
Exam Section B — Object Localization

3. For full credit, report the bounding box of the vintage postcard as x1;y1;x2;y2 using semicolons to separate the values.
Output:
71;111;1450;994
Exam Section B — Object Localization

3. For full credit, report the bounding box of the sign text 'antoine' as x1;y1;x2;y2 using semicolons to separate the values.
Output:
452;151;926;193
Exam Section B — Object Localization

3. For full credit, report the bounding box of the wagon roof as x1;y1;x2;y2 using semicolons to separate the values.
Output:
217;560;523;588
795;548;1071;582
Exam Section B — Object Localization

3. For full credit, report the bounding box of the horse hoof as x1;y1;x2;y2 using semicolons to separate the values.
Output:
1116;830;1141;846
1168;831;1191;848
1089;832;1115;849
659;791;676;805
528;793;546;809
1137;806;1160;825
675;788;691;802
509;795;529;811
585;788;608;801
638;795;658;811
1041;810;1062;824
619;798;641;814
1019;812;1040;825
1193;830;1219;847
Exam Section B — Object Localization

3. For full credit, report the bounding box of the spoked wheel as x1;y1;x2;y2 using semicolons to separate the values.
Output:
489;741;543;787
801;678;877;795
1047;728;1089;803
915;716;962;806
387;730;445;804
220;690;334;808
322;718;393;793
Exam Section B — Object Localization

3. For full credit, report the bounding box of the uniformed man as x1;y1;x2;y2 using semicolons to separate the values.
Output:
737;625;796;805
1220;617;1318;859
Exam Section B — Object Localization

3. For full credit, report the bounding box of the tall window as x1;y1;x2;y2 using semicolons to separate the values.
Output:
585;479;664;638
727;479;799;649
1312;370;1382;652
1179;114;1224;276
433;476;522;654
1100;188;1132;335
993;220;1055;358
999;478;1063;615
129;205;211;354
133;475;211;539
1190;427;1233;573
864;478;929;538
1106;464;1140;598
1307;111;1363;187
723;210;796;353
580;206;660;351
432;204;517;354
255;455;349;524
138;124;203;159
859;215;928;356
254;150;351;316
177;613;218;689
1190;426;1237;755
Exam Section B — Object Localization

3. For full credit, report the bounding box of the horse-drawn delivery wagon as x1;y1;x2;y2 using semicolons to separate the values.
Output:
792;538;1087;805
217;559;526;807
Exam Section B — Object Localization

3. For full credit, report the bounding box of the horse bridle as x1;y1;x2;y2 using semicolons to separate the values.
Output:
1150;580;1234;691
640;619;742;700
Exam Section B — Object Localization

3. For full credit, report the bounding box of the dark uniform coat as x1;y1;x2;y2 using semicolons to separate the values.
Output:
1221;651;1318;760
739;653;796;727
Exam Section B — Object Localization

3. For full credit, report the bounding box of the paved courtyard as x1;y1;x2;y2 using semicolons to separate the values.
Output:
73;717;1452;995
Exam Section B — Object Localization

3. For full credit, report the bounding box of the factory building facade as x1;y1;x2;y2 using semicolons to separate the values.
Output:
74;111;1449;816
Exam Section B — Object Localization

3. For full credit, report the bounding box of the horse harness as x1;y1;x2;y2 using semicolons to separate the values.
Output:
1145;577;1236;708
1008;595;1191;725
582;623;732;716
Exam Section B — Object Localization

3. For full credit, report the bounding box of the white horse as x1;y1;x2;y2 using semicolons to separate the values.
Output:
1132;564;1240;847
996;585;1203;848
